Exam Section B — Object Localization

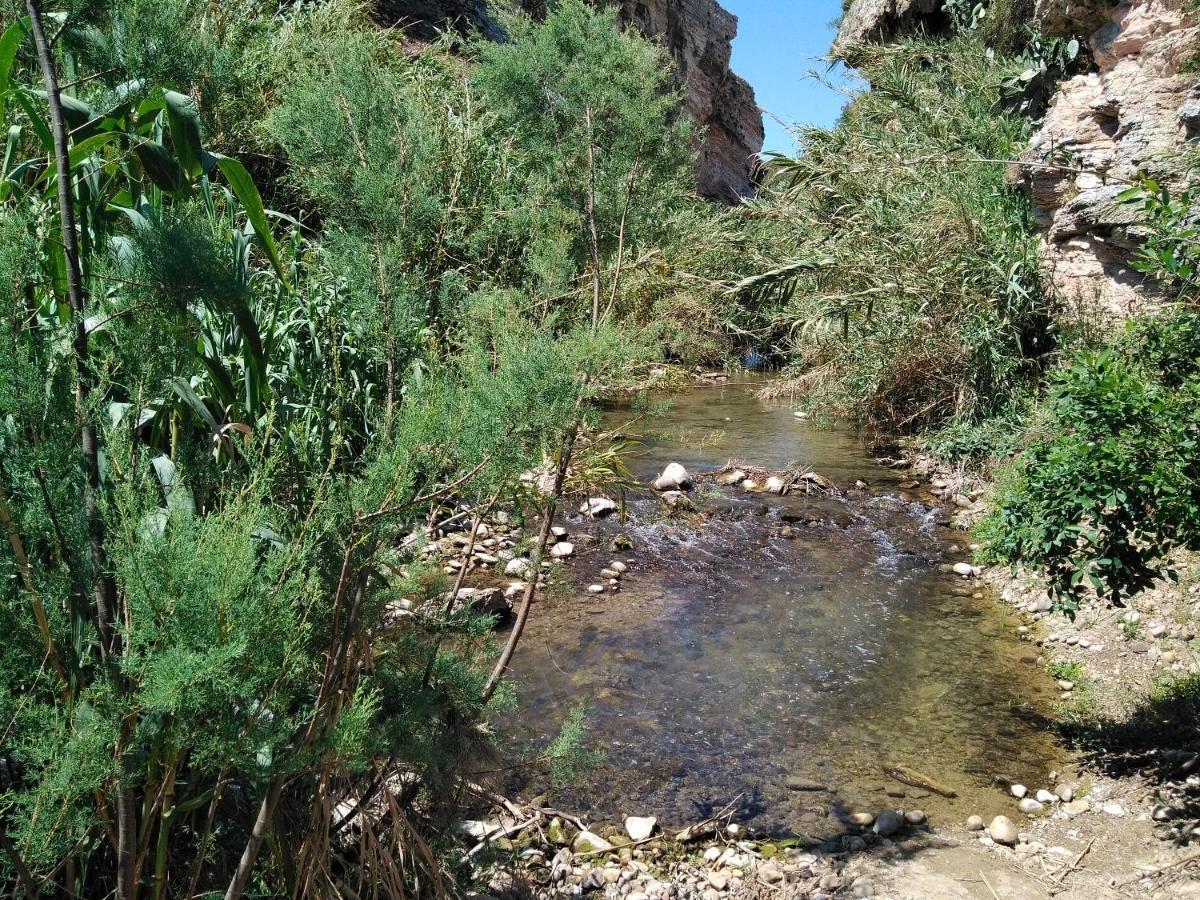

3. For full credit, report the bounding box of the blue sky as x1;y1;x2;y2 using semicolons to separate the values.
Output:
724;0;854;154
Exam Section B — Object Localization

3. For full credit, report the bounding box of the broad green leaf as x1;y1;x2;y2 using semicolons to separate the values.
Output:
14;90;52;152
213;153;289;287
164;90;204;179
40;130;123;188
0;16;28;126
134;139;186;193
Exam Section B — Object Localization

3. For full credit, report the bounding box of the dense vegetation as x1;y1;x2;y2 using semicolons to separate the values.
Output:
0;1;756;896
2;0;1198;894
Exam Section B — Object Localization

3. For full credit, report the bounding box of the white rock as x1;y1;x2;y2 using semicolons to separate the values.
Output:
580;497;618;518
610;561;628;574
953;562;981;578
793;411;809;419
1036;789;1057;804
1018;798;1044;814
587;584;605;595
716;469;747;485
765;475;786;494
988;815;1019;846
1101;802;1126;817
505;557;532;577
1055;784;1075;802
1010;784;1027;799
624;816;657;841
653;463;691;491
572;831;613;853
550;542;575;559
551;526;569;539
702;847;721;863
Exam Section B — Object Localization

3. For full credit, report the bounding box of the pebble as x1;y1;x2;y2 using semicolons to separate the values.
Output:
1055;784;1075;802
1063;799;1091;817
587;584;605;594
966;815;985;831
1036;789;1057;804
610;561;629;574
1018;798;1043;814
1010;784;1027;799
505;557;532;577
848;812;875;827
904;809;927;825
988;815;1019;846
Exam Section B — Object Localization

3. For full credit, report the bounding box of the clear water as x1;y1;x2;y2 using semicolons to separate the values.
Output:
496;380;1061;836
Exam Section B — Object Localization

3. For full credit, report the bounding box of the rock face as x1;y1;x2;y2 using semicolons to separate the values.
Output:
376;0;764;203
609;0;764;202
1016;0;1200;315
833;0;947;53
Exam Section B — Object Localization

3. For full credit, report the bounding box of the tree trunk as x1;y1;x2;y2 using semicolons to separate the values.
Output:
24;0;120;666
584;107;603;334
24;5;133;898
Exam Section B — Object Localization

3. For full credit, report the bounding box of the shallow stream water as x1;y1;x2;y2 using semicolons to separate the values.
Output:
498;380;1062;837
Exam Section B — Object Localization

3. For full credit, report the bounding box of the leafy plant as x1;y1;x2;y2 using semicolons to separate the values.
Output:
982;314;1200;612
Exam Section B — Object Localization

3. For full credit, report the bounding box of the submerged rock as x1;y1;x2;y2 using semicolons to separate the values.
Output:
872;810;903;837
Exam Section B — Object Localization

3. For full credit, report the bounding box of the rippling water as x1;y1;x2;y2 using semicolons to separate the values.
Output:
495;379;1061;836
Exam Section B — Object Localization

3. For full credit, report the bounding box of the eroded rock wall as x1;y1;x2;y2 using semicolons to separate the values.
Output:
376;0;765;203
837;0;1199;316
1019;1;1199;314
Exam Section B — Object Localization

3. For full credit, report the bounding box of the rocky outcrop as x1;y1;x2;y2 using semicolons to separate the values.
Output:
833;0;946;53
1017;1;1200;314
611;0;764;202
376;0;764;203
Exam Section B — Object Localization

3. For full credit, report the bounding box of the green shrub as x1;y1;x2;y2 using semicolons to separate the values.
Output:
982;313;1200;612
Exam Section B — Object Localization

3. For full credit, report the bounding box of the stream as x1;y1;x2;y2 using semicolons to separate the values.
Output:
497;379;1062;837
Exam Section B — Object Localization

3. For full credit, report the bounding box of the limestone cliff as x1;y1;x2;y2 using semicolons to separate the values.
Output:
835;0;1200;315
375;0;765;203
1019;1;1199;314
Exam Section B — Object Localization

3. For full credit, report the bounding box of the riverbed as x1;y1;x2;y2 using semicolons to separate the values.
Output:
498;379;1062;838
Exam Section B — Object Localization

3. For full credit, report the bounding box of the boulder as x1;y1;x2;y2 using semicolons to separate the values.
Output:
988;815;1019;846
654;462;692;491
580;497;618;518
624;816;657;841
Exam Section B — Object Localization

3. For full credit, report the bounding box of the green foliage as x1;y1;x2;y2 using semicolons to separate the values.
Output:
0;1;671;896
545;701;606;786
1118;175;1200;300
982;312;1200;612
745;35;1052;433
1048;659;1086;683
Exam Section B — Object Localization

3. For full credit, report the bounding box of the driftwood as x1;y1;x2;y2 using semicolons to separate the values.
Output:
884;765;958;799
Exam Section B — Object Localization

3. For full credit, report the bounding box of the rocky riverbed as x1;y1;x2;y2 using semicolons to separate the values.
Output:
443;380;1200;898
